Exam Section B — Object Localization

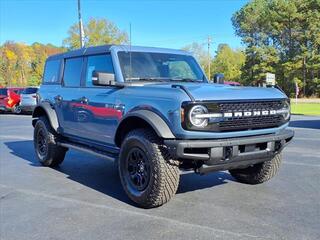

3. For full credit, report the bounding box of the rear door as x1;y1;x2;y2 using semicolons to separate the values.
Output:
54;57;85;136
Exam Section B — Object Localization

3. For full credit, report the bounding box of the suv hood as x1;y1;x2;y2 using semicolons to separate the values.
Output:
140;83;287;101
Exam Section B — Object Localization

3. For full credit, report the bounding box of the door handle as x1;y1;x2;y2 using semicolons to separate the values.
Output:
79;96;88;104
54;95;62;103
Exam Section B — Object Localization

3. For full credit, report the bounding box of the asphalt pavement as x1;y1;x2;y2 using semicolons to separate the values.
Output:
0;114;319;240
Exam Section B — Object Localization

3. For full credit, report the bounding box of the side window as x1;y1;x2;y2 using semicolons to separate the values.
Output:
85;54;114;87
63;57;83;87
43;60;60;83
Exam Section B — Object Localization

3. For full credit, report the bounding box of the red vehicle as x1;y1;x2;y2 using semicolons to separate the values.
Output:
0;87;24;113
224;81;241;86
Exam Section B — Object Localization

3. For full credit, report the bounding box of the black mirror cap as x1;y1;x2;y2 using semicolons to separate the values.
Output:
213;73;225;84
92;70;116;86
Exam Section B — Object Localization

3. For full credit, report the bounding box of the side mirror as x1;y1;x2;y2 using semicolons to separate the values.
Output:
213;73;225;84
92;71;116;86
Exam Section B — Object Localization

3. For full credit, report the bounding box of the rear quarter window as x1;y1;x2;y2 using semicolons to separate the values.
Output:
43;60;61;84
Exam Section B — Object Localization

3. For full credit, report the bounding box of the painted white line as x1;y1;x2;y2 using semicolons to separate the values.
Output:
0;135;31;140
0;184;271;240
293;137;320;141
283;161;320;167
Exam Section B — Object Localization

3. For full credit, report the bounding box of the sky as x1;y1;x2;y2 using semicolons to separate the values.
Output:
0;0;248;53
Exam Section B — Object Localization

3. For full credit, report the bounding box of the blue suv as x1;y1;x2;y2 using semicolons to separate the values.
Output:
33;45;294;208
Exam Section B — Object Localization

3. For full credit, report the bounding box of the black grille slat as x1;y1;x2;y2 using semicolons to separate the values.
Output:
213;100;285;131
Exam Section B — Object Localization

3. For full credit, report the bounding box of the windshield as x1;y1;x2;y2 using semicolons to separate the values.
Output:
118;51;205;82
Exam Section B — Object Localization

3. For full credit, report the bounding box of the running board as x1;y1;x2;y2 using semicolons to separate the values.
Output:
57;142;116;162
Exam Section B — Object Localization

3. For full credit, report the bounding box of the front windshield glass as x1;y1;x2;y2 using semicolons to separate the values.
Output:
118;51;205;82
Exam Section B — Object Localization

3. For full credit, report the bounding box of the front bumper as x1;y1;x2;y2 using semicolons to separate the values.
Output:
164;129;294;174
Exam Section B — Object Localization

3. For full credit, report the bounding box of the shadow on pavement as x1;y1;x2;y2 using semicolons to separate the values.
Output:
289;119;320;129
4;140;234;205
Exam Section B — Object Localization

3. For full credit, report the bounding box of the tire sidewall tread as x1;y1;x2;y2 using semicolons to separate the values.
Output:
119;128;180;208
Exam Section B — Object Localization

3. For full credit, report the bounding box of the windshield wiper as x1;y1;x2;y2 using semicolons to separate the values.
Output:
125;77;203;83
169;78;202;82
125;77;170;82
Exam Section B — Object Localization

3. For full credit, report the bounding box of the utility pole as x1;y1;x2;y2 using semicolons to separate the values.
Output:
303;56;306;96
207;36;212;80
78;0;85;48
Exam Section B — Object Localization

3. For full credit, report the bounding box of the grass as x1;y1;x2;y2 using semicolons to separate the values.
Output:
291;103;320;116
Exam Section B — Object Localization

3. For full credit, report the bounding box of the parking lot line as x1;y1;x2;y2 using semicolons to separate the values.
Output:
283;161;320;167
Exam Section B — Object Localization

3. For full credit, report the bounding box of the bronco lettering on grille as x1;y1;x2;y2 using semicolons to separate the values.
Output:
223;110;277;118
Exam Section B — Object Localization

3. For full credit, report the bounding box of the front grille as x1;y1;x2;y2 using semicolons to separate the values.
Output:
218;101;283;112
216;100;286;131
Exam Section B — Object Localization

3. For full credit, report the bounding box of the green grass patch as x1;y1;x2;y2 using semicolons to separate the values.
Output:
291;103;320;116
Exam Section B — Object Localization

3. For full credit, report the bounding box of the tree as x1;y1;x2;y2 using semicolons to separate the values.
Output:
183;43;245;82
232;0;320;96
63;18;128;50
182;42;211;78
0;42;65;87
211;44;246;82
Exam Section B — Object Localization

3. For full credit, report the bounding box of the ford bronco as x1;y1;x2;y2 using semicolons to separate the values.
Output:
32;45;294;208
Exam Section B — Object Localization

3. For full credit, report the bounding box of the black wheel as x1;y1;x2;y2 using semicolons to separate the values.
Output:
12;105;21;114
229;154;282;184
34;116;67;167
119;128;180;208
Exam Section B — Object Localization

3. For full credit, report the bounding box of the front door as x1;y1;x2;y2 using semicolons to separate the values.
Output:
69;54;123;146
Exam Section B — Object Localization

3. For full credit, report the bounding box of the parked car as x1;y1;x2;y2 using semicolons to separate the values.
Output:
32;45;294;208
0;87;8;112
19;87;39;113
0;87;24;113
224;81;241;86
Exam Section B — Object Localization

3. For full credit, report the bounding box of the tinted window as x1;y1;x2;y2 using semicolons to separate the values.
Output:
43;60;60;83
22;87;38;94
0;88;8;95
63;57;83;87
86;54;114;87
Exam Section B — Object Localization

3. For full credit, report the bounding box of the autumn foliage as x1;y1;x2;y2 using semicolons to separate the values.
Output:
0;42;65;87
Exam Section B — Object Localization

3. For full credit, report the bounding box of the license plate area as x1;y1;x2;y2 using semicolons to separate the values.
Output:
208;140;280;165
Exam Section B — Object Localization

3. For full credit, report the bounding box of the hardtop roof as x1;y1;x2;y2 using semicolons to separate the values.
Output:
46;45;191;61
47;45;112;60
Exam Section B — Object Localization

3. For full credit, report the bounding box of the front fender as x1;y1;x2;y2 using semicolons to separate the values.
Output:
117;110;175;139
32;102;59;132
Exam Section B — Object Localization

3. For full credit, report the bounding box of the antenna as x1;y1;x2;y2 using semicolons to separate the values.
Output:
129;22;132;81
78;0;85;48
207;35;212;80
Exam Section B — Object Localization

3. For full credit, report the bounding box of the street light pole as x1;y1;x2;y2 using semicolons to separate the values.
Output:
78;0;85;48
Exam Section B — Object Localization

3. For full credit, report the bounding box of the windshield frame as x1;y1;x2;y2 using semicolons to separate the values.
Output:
110;46;208;83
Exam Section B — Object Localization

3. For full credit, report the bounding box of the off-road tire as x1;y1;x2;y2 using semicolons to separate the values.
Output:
118;128;180;208
34;116;67;167
229;154;282;184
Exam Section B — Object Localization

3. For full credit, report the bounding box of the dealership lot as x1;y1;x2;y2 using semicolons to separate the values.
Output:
0;114;319;240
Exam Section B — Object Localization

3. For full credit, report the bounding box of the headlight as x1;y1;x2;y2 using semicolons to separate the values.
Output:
275;100;290;120
189;105;209;127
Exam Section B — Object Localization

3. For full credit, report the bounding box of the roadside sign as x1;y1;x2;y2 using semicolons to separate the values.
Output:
266;73;276;86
